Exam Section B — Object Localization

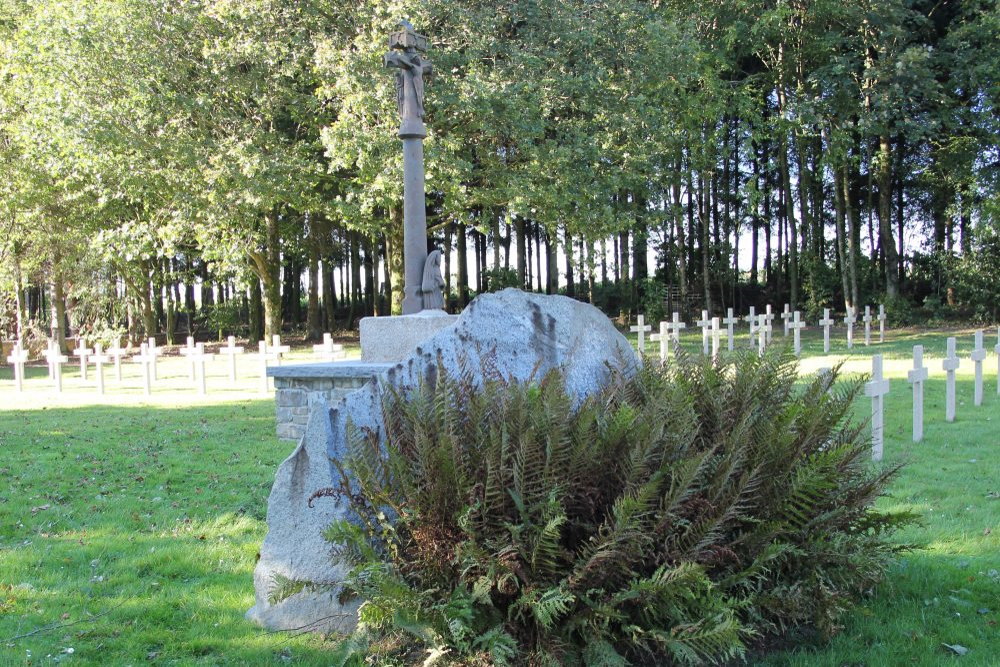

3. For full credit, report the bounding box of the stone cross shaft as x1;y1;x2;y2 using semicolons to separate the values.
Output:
179;336;199;382
722;308;738;352
147;338;160;381
745;307;757;348
971;330;986;407
190;343;215;396
764;305;775;342
907;345;929;442
132;343;155;396
44;344;68;392
630;315;651;355
650;322;670;362
942;336;959;422
220;336;245;382
863;306;873;346
92;343;110;395
385;20;433;314
107;340;128;382
819;308;834;354
864;354;890;461
666;312;686;345
757;314;768;356
843;308;856;349
877;304;886;343
312;333;344;362
255;341;280;394
790;311;806;356
6;343;28;392
696;310;711;355
710;317;722;361
780;304;792;337
73;340;93;381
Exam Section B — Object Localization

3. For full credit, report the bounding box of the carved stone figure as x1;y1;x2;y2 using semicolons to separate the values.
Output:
420;249;445;310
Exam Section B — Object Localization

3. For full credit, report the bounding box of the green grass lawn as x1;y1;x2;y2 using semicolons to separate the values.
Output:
1;328;998;665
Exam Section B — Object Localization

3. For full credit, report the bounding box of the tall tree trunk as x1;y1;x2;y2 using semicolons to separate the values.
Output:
832;153;852;311
457;223;469;306
249;275;263;343
247;209;283;339
164;258;177;344
307;224;321;339
515;218;527;287
564;227;575;298
545;229;557;294
842;164;861;308
877;133;899;298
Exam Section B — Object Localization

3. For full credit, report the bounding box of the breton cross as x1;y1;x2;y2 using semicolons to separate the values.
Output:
696;310;711;356
132;343;155;396
780;303;792;337
790;311;806;356
254;340;280;394
819;308;834;354
666;312;686;345
313;333;345;362
92;343;110;395
190;343;215;396
722;308;738;352
385;20;435;314
179;336;199;382
106;340;128;382
73;339;93;381
843;308;856;349
44;343;68;393
630;315;652;354
650;321;670;362
220;336;245;382
971;330;986;407
907;345;929;443
877;304;886;343
6;342;28;392
864;354;890;462
863;306;873;346
942;337;960;423
270;334;291;366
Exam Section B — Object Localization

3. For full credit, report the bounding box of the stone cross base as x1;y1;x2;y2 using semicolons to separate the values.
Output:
358;310;459;362
268;362;394;440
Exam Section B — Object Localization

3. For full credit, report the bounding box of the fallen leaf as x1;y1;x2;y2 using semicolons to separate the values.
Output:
942;643;969;656
30;504;51;515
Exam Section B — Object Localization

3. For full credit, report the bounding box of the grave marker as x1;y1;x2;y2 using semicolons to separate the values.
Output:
106;340;128;382
757;314;768;356
220;336;245;382
630;315;651;354
942;337;959;422
722;308;738;352
147;338;161;381
790;311;806;356
971;330;986;407
132;343;155;396
44;343;68;392
819;308;834;354
877;304;886;343
780;303;792;337
254;341;280;394
864;354;890;461
764;304;775;342
696;310;711;355
744;306;757;348
73;339;93;381
863;306;873;346
92;343;110;395
907;346;929;442
312;333;345;362
270;335;291;366
6;343;28;392
179;336;199;382
45;341;56;380
650;322;670;362
666;312;686;346
843;308;856;349
711;317;722;361
191;343;215;396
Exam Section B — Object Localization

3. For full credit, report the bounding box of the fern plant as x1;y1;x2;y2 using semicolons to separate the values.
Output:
311;349;915;665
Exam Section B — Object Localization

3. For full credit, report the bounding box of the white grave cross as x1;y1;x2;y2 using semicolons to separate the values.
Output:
650;322;670;362
106;340;128;382
179;336;199;382
220;336;245;382
92;343;110;395
942;337;959;422
843;308;856;349
312;333;345;362
190;343;215;396
44;344;68;392
971;330;986;407
790;311;806;356
863;306;873;346
270;335;291;366
132;343;155;396
877;304;886;343
73;339;93;381
631;315;652;354
696;310;711;355
819;308;834;354
907;346;929;442
147;338;161;381
722;308;738;352
764;304;775;342
780;303;792;337
254;341;280;394
757;314;768;356
6;343;28;392
666;312;686;346
711;317;722;360
864;354;890;461
745;307;757;349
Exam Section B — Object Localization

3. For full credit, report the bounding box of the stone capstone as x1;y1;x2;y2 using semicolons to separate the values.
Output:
248;289;640;632
358;309;459;362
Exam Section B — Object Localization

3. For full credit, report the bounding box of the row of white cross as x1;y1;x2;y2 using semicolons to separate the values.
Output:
631;304;887;360
864;329;997;461
4;333;345;397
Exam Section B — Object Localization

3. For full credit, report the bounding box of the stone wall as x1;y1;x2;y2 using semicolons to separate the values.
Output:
268;361;393;441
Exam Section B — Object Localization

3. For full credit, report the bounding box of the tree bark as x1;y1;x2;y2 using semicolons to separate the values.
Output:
878;133;899;298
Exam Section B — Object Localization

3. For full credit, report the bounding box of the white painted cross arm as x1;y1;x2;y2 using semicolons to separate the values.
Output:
269;335;291;366
6;343;29;392
630;315;652;354
650;322;670;362
44;344;69;392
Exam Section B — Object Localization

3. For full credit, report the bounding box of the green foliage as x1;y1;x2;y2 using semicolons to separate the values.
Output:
948;220;1000;323
482;267;521;293
323;351;916;664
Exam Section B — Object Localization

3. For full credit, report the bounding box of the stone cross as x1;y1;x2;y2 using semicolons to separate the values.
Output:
73;339;93;381
971;330;986;407
756;314;768;356
907;345;929;443
748;310;759;349
863;306;873;346
106;340;128;382
132;343;155;396
790;311;806;356
819;308;834;354
722;308;738;352
312;333;344;362
6;342;28;392
92;343;110;395
865;354;890;461
190;343;215;396
666;312;686;346
44;343;68;392
650;321;670;362
995;327;1000;396
254;340;280;394
877;304;886;343
843;307;856;349
385;20;434;314
942;336;959;422
179;336;199;382
147;338;161;381
744;306;757;348
270;335;291;367
630;315;651;355
780;303;792;337
696;310;711;355
764;304;775;342
220;336;245;382
711;317;722;361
